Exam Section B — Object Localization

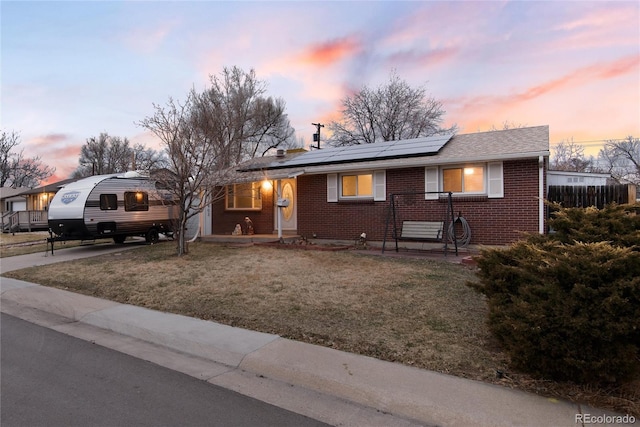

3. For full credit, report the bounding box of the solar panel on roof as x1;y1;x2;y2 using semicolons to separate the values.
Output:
246;134;453;170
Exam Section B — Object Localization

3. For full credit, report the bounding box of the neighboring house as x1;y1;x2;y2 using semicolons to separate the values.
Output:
547;170;610;187
1;178;78;232
210;125;550;246
1;187;29;214
547;170;636;208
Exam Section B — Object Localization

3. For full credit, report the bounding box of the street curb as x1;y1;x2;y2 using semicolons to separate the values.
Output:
2;276;633;427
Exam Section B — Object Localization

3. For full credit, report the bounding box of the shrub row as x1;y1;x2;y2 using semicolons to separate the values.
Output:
471;203;640;384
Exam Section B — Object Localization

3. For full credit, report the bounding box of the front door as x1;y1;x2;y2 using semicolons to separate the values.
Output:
277;179;297;232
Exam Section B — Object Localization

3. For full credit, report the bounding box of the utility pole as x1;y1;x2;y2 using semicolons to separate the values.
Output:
312;123;324;149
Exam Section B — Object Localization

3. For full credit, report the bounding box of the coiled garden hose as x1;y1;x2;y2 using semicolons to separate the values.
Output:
448;216;472;247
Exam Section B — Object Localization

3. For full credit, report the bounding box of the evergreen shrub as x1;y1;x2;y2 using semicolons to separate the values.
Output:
471;203;640;384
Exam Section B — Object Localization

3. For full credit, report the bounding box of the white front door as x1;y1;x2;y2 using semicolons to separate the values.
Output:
277;179;297;232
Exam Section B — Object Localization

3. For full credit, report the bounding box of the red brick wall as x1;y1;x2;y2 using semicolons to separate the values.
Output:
211;159;545;245
296;159;544;245
211;186;275;235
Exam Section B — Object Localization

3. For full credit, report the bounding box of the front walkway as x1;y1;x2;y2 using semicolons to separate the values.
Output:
199;234;479;265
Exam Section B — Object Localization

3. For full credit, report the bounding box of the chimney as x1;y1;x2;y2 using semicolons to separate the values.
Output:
276;148;286;158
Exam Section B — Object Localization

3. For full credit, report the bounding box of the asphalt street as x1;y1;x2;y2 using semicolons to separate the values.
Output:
1;312;329;427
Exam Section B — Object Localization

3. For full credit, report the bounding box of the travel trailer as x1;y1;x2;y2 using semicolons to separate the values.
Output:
47;172;176;244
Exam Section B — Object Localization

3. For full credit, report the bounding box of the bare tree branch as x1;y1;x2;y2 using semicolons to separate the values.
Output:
328;70;457;146
1;130;55;188
550;138;595;172
73;133;166;178
598;136;640;185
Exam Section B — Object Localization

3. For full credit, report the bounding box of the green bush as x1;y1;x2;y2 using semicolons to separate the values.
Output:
472;203;640;384
545;203;640;248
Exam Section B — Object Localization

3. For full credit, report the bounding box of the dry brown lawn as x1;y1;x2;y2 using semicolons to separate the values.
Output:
0;231;51;256
0;231;112;257
3;240;638;416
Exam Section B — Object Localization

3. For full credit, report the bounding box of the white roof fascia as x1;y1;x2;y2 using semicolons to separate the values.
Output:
223;168;306;184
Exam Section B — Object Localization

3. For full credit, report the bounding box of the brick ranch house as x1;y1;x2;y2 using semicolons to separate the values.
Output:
210;125;550;246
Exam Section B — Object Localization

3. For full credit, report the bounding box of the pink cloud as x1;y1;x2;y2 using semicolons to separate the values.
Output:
440;51;639;146
297;36;362;67
554;5;635;32
120;21;178;54
453;54;639;117
548;4;639;52
593;55;640;79
28;133;69;149
385;46;458;69
23;133;83;183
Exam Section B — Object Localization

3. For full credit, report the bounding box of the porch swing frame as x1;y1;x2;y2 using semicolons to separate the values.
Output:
382;191;458;256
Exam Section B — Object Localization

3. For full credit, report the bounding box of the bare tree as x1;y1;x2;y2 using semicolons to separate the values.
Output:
192;66;294;167
137;94;223;256
0;130;21;187
550;138;595;172
132;143;169;171
488;121;527;131
0;129;55;188
137;66;294;255
598;136;640;185
73;133;166;178
328;70;457;146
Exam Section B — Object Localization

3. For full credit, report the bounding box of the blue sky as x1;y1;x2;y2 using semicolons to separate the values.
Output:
2;1;639;182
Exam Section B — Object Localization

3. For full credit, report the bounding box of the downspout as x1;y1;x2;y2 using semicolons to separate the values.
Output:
539;155;545;234
276;179;283;240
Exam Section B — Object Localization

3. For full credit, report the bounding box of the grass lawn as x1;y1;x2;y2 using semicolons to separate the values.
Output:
0;231;113;257
3;239;638;416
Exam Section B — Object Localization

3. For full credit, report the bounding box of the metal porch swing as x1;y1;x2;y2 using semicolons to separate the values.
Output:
382;191;458;256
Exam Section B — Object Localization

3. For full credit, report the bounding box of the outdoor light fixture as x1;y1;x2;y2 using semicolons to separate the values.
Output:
262;180;273;190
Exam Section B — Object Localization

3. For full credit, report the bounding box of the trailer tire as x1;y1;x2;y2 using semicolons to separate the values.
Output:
113;235;126;244
146;228;160;244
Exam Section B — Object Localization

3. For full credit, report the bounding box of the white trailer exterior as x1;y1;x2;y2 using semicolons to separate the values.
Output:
48;173;176;243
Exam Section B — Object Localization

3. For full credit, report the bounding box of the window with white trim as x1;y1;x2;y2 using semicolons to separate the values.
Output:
327;171;386;202
425;162;503;199
443;166;485;194
341;172;373;198
226;182;262;210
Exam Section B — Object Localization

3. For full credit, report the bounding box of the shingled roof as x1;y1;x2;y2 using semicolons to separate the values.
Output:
437;125;549;162
234;125;549;176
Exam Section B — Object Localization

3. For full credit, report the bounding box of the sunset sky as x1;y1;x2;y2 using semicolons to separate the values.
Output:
2;1;639;184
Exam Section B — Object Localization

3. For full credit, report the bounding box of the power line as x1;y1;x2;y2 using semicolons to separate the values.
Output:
552;137;637;146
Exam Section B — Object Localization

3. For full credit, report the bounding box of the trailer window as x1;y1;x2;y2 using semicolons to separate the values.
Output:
124;191;149;211
100;194;118;210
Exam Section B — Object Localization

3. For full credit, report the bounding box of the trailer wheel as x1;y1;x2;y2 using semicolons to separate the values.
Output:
113;235;126;244
146;228;160;244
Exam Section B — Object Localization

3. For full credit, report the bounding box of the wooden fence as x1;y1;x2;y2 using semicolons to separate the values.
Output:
547;184;637;209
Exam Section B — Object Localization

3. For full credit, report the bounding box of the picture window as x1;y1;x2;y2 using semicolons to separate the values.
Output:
442;166;485;194
226;182;262;210
340;173;373;198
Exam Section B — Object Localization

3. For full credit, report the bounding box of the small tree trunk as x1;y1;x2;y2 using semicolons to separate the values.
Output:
176;212;189;256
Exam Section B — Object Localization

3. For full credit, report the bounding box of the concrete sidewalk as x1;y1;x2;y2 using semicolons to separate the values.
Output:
1;248;636;427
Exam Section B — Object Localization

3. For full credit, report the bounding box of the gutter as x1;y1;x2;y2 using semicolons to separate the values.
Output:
539;155;545;234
